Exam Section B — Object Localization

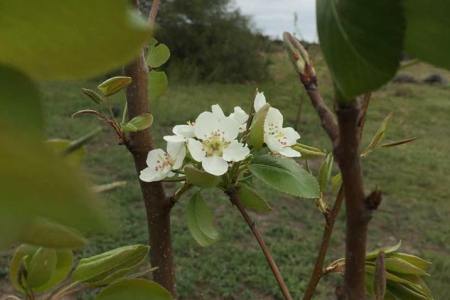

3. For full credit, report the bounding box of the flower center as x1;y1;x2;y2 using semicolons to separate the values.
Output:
202;130;229;157
267;122;288;146
154;153;174;172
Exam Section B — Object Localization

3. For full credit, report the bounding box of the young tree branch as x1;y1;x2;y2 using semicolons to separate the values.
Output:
148;0;161;26
302;186;345;300
227;189;293;300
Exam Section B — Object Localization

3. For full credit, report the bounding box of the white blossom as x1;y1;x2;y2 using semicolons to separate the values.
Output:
187;105;250;176
254;91;301;157
139;142;186;182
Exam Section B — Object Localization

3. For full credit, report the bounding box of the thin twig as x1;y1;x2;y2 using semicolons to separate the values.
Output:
302;187;345;300
227;189;293;300
148;0;161;26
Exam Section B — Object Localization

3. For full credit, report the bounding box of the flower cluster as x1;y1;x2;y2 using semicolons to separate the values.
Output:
139;91;302;182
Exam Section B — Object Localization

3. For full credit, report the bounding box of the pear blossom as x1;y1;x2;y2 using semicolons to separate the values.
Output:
139;142;186;182
254;91;301;157
211;104;249;132
187;106;250;176
163;123;195;143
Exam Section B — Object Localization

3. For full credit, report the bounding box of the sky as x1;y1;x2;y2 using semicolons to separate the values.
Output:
232;0;317;42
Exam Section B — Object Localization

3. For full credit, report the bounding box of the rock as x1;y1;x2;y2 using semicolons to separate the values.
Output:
423;73;447;85
392;74;418;84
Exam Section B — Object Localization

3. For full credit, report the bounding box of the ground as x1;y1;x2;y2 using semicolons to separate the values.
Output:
1;48;449;299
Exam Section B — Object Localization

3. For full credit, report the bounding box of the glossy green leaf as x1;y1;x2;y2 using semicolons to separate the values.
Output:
184;165;221;188
316;0;404;100
391;253;431;271
0;66;43;135
187;193;219;247
367;241;402;260
0;0;151;80
384;257;428;276
404;0;450;70
27;248;58;288
318;153;334;192
237;184;272;214
98;76;132;96
20;218;87;249
249;155;320;199
82;88;104;104
122;113;154;133
73;244;149;284
149;70;168;100
147;44;171;68
248;103;270;149
34;249;73;292
95;279;172;300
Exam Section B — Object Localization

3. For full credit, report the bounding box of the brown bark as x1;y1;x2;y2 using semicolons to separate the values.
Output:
335;101;368;300
124;52;175;294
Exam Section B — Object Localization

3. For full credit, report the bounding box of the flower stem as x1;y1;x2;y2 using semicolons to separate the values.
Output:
227;189;293;300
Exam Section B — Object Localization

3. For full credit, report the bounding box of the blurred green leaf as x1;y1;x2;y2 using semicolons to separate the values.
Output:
187;193;219;247
73;244;149;285
122;113;154;133
331;173;342;194
147;43;171;68
149;70;168;100
0;0;151;80
367;241;402;260
237;184;272;214
362;113;393;157
292;143;326;159
391;253;431;271
384;257;428;276
82;88;104;104
316;0;404;100
9;245;38;292
46;139;86;167
404;0;450;70
95;279;172;300
249;155;320;199
34;249;73;292
318;153;334;192
184;165;221;188
27;248;58;289
0;66;43;135
98;76;132;97
20;218;87;249
248;103;270;149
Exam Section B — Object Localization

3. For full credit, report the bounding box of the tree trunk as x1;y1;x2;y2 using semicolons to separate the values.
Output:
335;102;368;300
124;52;175;294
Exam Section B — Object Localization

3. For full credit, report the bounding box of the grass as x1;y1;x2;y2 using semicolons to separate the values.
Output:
3;48;450;299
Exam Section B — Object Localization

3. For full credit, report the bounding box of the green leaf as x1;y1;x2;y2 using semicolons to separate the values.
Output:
0;66;43;135
46;139;86;167
367;241;402;260
149;70;168;100
9;245;38;292
361;113;393;157
95;279;172;300
0;0;151;80
34;249;73;292
27;248;58;288
318;153;334;192
82;88;104;104
98;76;132;96
184;165;221;188
237;184;272;214
388;282;429;300
390;253;431;271
147;43;171;68
331;173;342;194
384;257;428;276
186;193;219;247
73;244;149;284
291;143;326;159
404;0;450;70
249;155;320;199
122;113;154;133
316;0;404;100
19;218;87;249
248;103;270;149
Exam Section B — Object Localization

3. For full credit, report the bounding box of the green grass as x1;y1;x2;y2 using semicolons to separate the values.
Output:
8;49;450;299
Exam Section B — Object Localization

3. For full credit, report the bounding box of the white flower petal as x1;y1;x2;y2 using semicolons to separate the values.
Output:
254;91;267;112
264;107;284;131
281;127;301;145
265;135;284;153
173;124;195;138
167;142;186;169
140;148;172;182
163;135;185;143
230;106;249;132
278;147;301;158
211;104;226;119
146;149;166;168
140;167;166;182
221;117;240;141
187;138;206;162
194;111;221;139
202;156;228;176
223;141;250;162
